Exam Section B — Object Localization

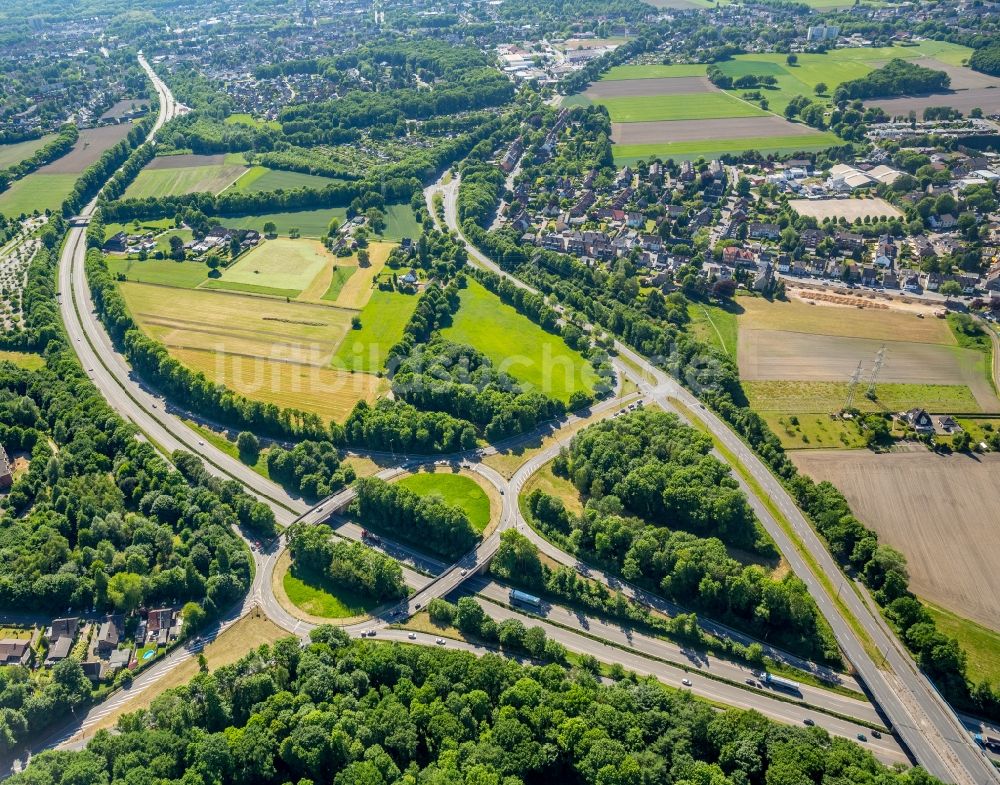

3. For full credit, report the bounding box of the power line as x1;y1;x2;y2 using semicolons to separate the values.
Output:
866;345;886;399
845;361;863;410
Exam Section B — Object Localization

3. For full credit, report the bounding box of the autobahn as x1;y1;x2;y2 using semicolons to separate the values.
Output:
37;55;992;783
429;172;999;785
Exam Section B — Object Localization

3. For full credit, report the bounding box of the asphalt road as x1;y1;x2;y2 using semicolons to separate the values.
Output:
35;57;978;781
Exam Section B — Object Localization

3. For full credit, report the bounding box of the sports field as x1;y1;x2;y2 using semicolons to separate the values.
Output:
0;135;56;169
789;198;902;221
332;288;420;373
397;471;493;532
614;133;840;164
209;238;331;297
442;279;597;404
791;449;1000;634
126;154;248;198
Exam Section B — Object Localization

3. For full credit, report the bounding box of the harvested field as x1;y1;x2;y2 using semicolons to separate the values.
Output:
145;153;227;169
738;329;998;408
602;64;708;80
100;99;146;119
121;282;354;364
789;198;902;221
907;59;1000;90
212;238;331;297
864;87;1000;117
37;125;131;173
586;76;712;99
126;159;248;198
612;115;820;145
173;348;382;423
791;449;1000;632
738;296;954;344
330;241;393;309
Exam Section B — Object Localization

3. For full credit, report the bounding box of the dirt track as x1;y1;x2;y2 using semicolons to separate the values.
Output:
789;198;902;221
586;76;712;99
865;87;1000;116
791;449;1000;633
611;115;818;144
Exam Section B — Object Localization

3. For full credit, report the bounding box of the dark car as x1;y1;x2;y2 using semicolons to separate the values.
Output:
871;730;882;739
803;719;815;726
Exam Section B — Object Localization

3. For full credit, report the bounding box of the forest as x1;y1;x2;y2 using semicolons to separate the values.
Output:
11;629;941;785
833;59;950;102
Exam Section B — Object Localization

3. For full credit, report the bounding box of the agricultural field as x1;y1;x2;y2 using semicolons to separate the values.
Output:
225;207;348;238
713;41;975;116
120;282;383;421
396;471;493;532
579;65;841;163
0;173;78;217
924;601;1000;685
791;449;1000;634
789;198;902;221
737;296;997;430
125;154;248;198
106;257;209;288
0;134;56;169
325;241;392;309
332;288;420;373
442;279;597;404
35;125;132;173
229;167;342;194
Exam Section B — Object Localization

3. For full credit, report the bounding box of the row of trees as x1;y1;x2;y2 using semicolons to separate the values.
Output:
0;124;78;193
62;112;157;216
456;161;505;228
352;476;478;560
12;629;935;785
288;524;406;601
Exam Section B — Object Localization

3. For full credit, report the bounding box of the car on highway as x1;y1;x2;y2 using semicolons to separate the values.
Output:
435;638;445;645
745;679;755;686
871;730;882;739
803;719;815;726
856;733;867;742
681;678;692;686
367;630;376;637
460;569;467;576
408;632;416;639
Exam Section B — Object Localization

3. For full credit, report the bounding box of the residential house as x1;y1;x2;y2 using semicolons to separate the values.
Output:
801;228;825;249
902;273;922;293
722;246;755;267
0;639;31;667
930;213;958;231
45;636;73;666
834;231;864;251
104;232;128;253
912;235;936;259
901;408;934;434
752;262;774;291
0;445;11;490
748;222;780;241
96;616;123;655
146;608;178;645
883;270;899;289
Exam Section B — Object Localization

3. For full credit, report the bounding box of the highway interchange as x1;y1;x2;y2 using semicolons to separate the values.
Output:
37;55;1000;785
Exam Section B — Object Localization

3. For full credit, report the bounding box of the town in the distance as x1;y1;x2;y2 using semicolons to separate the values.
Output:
1;0;1000;783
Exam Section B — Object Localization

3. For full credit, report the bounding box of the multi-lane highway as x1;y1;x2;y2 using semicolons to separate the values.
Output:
39;55;996;785
428;172;999;785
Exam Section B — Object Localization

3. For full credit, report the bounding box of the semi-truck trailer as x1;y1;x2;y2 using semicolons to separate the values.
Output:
760;672;801;694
